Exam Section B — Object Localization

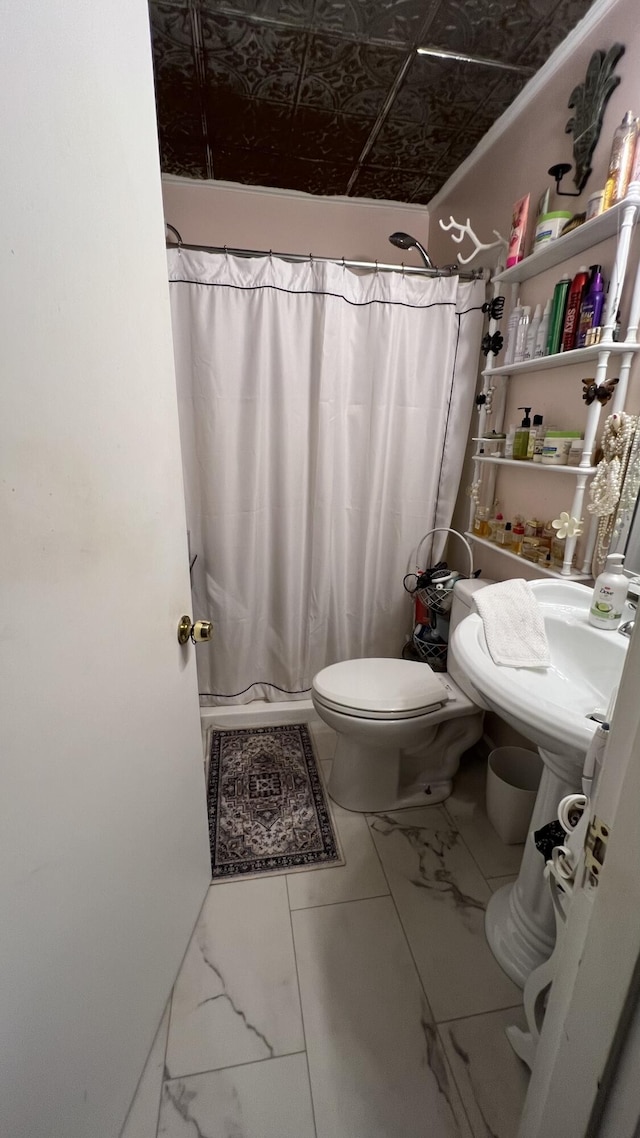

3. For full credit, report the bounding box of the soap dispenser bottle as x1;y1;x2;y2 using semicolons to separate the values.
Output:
589;554;628;629
513;407;532;459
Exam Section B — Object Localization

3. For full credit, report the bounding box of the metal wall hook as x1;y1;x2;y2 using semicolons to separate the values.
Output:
548;163;582;197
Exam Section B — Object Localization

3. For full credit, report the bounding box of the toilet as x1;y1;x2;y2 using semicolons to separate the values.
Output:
312;579;491;812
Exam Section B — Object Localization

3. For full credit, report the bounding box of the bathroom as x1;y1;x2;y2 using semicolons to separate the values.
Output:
3;1;640;1137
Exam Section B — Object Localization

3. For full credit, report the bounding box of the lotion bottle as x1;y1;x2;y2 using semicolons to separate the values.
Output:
513;306;531;363
534;299;552;358
524;304;542;360
504;299;523;365
589;554;627;629
528;414;544;460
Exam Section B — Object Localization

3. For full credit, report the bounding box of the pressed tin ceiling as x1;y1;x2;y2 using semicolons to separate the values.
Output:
149;0;594;203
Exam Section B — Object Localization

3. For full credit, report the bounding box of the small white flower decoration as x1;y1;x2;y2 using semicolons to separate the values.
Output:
552;511;583;539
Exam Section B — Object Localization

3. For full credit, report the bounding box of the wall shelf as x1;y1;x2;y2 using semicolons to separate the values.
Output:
470;186;640;584
472;455;597;475
493;188;640;284
465;533;592;582
482;341;639;378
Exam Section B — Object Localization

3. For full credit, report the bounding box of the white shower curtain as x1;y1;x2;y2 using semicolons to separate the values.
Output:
168;249;484;703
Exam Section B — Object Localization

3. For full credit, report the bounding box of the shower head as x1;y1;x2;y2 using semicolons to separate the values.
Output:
388;231;435;271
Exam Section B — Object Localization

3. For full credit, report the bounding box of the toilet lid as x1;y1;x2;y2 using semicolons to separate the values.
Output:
312;658;446;715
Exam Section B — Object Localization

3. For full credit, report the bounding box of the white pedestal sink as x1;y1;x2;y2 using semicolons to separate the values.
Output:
450;580;628;988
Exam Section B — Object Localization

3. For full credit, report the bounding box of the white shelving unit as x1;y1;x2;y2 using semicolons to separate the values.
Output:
473;454;598;476
469;183;640;580
484;340;640;378
463;533;592;582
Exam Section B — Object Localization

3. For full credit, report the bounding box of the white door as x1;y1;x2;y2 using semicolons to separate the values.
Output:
0;3;211;1137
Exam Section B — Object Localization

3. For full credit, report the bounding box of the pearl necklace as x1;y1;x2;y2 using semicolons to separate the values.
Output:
588;412;637;572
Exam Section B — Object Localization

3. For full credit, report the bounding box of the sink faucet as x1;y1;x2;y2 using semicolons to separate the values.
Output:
619;618;635;638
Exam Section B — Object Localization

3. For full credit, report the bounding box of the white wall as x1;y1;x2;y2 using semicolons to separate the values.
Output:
0;3;211;1136
162;174;430;263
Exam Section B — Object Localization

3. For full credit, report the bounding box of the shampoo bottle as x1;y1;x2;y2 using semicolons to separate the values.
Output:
577;265;605;347
513;306;531;363
547;274;571;355
561;266;590;352
504;299;523;365
524;303;542;360
534;299;552;357
589;554;628;629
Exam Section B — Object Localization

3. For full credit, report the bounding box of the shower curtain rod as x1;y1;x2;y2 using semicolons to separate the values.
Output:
165;233;486;281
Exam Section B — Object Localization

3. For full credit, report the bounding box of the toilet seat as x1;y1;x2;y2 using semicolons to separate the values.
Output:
312;658;450;721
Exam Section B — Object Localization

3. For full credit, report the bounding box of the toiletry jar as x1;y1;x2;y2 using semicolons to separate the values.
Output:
541;430;582;465
533;211;573;252
586;190;604;221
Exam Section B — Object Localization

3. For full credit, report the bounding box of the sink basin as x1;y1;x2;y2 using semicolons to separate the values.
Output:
450;579;628;762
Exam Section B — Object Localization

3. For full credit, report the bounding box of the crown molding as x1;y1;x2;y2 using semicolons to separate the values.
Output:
161;174;429;212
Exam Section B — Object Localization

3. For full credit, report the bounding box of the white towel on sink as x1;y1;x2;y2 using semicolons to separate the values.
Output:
473;579;551;668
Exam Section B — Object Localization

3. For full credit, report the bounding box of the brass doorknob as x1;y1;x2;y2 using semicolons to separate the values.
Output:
177;616;213;645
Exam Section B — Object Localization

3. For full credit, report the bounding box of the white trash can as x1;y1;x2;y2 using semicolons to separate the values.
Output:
486;746;543;845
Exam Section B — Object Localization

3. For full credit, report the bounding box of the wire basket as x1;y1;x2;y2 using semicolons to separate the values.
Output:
406;529;475;671
412;528;474;614
411;630;449;671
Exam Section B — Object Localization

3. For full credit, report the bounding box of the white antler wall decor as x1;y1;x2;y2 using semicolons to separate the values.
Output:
439;216;508;265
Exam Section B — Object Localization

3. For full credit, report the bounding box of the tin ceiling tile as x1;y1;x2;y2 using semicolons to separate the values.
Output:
312;0;429;45
298;33;405;114
206;93;294;151
516;0;595;69
369;117;457;170
201;0;315;24
201;10;307;103
423;0;545;64
290;107;378;164
351;165;426;200
213;147;352;193
391;54;498;130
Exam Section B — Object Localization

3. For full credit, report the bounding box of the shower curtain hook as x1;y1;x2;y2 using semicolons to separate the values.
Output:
375;259;379;273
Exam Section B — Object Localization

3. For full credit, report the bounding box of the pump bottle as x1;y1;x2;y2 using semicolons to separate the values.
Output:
589;554;628;629
513;407;532;460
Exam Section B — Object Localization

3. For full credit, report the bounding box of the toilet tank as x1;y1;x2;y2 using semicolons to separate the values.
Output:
448;578;494;704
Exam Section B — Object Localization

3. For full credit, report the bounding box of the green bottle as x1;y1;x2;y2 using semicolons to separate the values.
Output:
546;274;571;356
513;406;532;459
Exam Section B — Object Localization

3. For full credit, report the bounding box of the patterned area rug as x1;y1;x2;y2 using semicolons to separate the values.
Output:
207;723;343;881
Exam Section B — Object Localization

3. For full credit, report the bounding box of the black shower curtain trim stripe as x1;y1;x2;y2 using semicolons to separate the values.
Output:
169;277;480;312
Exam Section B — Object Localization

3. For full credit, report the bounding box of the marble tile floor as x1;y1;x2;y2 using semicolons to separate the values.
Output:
121;724;530;1138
